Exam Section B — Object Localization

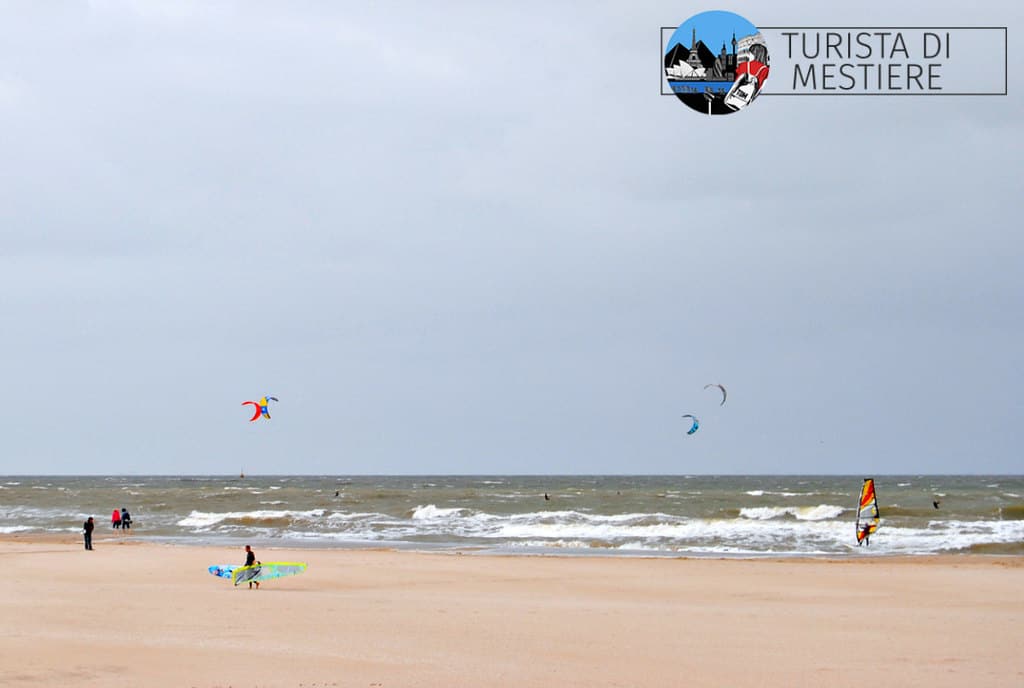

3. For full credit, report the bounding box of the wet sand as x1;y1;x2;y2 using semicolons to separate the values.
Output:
2;535;1021;687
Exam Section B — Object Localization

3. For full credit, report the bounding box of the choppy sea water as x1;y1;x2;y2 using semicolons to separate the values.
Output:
1;475;1022;557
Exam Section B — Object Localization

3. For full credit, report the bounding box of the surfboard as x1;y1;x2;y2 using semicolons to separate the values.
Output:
232;561;307;586
208;564;237;579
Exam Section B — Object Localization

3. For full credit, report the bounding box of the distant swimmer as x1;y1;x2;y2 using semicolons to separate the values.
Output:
933;500;941;509
544;493;550;501
334;491;340;497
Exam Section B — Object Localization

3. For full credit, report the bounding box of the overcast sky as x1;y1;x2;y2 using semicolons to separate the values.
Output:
0;1;1020;475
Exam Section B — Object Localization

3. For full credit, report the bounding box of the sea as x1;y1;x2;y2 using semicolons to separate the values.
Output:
2;475;1022;557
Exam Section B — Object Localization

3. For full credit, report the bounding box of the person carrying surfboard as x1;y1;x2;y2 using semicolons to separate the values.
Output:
243;545;260;589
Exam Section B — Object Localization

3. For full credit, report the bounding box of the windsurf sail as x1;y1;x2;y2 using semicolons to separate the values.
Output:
208;564;237;579
232;561;307;586
855;478;880;545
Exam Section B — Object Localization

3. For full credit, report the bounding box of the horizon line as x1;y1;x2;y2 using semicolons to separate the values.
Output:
2;472;1020;478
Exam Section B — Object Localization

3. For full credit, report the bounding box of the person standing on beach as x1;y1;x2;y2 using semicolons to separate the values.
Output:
112;509;121;530
120;508;132;531
243;545;260;589
83;517;95;550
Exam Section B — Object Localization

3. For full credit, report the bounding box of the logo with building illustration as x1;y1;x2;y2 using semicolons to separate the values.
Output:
664;10;770;115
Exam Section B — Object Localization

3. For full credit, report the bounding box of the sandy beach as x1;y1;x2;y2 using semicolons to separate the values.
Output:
1;534;1021;688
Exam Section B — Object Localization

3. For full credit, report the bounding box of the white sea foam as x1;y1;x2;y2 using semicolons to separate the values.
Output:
411;504;466;520
503;539;597;550
0;526;34;533
281;530;390;543
739;505;846;521
854;520;1024;555
177;508;325;528
745;490;810;497
495;520;697;540
327;511;390;521
485;517;854;553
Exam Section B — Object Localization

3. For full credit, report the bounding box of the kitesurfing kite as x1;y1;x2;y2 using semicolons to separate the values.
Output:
855;478;880;546
681;414;699;435
704;383;727;406
242;396;279;421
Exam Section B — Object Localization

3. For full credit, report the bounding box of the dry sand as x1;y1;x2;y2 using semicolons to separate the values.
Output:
1;534;1021;687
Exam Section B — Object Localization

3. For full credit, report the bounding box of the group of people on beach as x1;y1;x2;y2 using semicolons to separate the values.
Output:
111;507;132;530
81;508;133;550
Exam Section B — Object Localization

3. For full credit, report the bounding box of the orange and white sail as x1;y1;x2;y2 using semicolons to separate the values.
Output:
856;478;880;544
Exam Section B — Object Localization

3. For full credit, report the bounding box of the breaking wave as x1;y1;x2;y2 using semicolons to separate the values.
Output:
739;505;846;521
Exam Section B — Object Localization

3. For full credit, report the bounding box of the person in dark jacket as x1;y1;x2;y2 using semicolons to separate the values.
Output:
120;508;132;530
243;545;260;589
83;517;95;550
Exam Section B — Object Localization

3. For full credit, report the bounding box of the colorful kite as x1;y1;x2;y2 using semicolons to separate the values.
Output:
242;396;279;421
681;414;699;435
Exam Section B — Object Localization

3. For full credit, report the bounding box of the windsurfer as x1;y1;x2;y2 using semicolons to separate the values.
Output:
859;524;872;546
243;545;260;589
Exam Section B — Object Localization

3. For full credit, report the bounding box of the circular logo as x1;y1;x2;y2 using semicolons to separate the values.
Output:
664;10;770;115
